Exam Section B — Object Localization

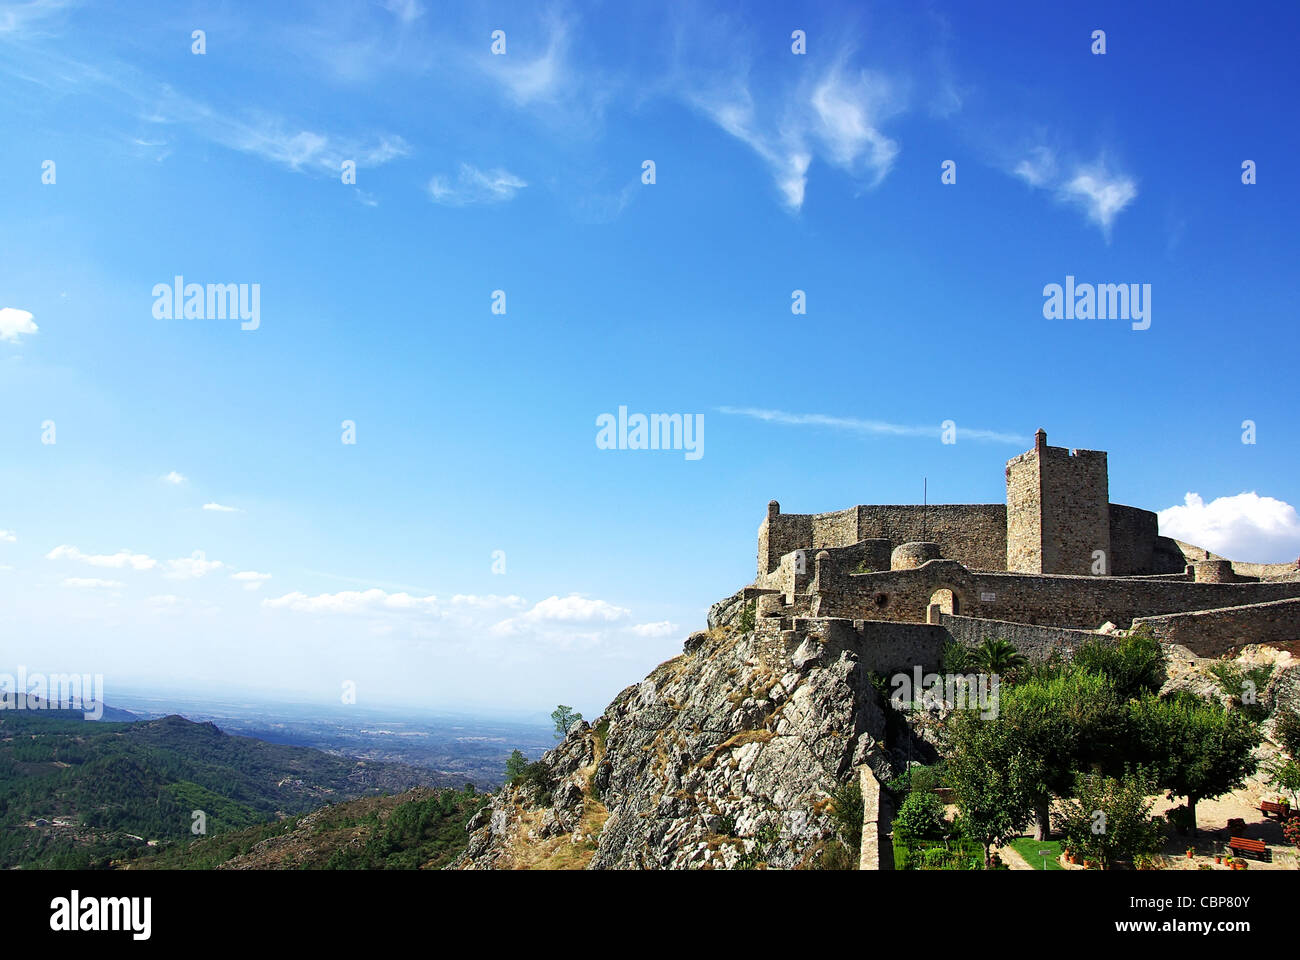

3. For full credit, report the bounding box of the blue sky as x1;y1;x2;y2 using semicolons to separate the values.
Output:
2;0;1298;719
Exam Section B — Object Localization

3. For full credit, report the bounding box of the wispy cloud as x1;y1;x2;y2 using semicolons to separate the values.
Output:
166;550;224;579
718;406;1028;445
202;502;241;513
46;544;156;571
0;307;38;342
1012;148;1136;236
484;15;571;106
0;0;72;37
160;471;186;485
0;530;15;543
427;163;526;205
62;577;123;590
231;570;272;591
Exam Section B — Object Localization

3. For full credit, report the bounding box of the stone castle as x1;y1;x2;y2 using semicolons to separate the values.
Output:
746;430;1300;670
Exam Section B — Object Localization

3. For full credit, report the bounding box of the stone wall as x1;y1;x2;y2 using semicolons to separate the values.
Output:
939;613;1101;662
812;557;1300;630
1109;504;1160;576
758;501;1007;576
1005;443;1043;574
1131;597;1300;657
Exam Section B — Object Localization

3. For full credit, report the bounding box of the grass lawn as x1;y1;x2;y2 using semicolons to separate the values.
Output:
1009;837;1065;870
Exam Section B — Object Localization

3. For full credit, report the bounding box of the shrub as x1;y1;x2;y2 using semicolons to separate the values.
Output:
1273;709;1300;758
1072;628;1165;701
892;790;948;843
736;601;756;633
827;778;863;850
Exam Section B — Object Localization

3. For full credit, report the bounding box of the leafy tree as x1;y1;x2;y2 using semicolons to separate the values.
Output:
972;637;1027;676
940;639;973;674
504;749;529;784
943;708;1041;867
1054;767;1163;869
1127;692;1261;833
1267;757;1300;808
1275;709;1300;758
1071;628;1165;702
999;670;1124;839
891;790;948;842
550;705;583;741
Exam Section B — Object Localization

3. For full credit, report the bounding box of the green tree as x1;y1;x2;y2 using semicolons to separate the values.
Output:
1054;767;1163;869
891;790;948;842
972;637;1027;675
943;708;1041;867
1127;692;1261;833
1274;710;1300;758
504;749;529;784
1000;670;1125;839
1071;628;1165;702
551;705;583;741
1268;757;1300;808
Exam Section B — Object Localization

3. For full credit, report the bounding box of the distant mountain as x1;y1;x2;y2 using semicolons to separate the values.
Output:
1;694;143;722
0;711;455;869
129;786;487;870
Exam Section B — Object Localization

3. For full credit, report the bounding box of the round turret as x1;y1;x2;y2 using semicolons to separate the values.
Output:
891;541;942;570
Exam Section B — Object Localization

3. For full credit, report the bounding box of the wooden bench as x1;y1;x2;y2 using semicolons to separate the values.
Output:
1228;836;1269;861
1259;801;1292;820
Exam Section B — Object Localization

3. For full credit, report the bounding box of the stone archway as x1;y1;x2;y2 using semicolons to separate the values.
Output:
927;588;960;623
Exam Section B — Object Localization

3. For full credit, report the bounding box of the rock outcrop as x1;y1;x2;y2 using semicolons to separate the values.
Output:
455;609;911;869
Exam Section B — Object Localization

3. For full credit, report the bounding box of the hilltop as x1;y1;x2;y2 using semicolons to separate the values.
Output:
0;711;452;868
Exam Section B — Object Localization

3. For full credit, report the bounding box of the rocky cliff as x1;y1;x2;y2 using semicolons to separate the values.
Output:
455;591;925;869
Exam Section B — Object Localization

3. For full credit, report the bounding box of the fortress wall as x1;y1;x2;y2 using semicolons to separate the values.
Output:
814;559;1300;630
1108;504;1160;576
1039;447;1110;575
758;506;814;576
854;504;1007;571
1131;597;1300;657
1231;561;1300;579
759;502;1007;577
939;614;1101;662
1005;451;1041;573
797;617;950;674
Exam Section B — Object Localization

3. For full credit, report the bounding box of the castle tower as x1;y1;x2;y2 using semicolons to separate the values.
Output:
1005;429;1111;575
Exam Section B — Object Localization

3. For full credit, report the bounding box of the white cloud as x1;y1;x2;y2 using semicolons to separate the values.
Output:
1059;162;1138;234
486;17;570;105
0;530;15;542
264;588;442;615
493;594;631;638
62;577;123;589
1012;149;1137;236
1158;492;1300;564
685;58;903;211
0;307;38;342
46;544;157;571
718;406;1028;445
629;621;679;638
427;164;527;206
202;502;241;513
161;471;186;485
231;570;272;591
381;0;423;25
1012;146;1057;188
166;550;225;579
